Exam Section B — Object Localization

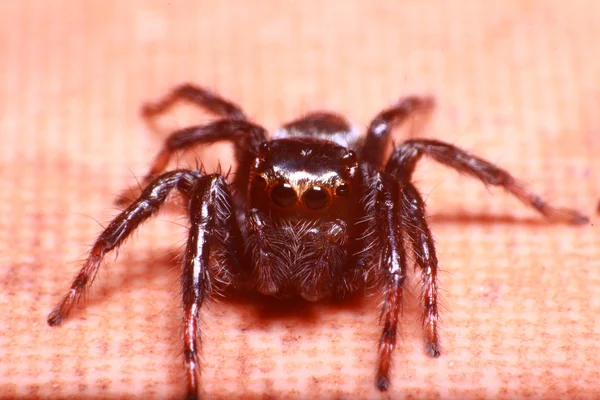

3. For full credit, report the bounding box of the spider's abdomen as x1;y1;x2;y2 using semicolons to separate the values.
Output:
274;111;361;149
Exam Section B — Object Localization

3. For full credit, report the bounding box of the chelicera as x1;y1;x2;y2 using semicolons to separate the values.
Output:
48;84;589;399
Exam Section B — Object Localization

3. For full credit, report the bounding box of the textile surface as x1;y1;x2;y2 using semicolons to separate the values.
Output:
1;1;599;399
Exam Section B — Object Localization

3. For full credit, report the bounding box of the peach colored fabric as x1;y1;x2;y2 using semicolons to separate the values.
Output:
1;1;599;399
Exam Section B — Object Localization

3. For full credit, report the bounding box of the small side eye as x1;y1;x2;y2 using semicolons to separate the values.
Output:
342;150;356;163
259;142;270;154
271;183;298;208
303;186;330;210
335;183;350;196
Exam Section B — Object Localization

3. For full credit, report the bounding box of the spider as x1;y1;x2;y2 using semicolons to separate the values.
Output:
48;84;589;399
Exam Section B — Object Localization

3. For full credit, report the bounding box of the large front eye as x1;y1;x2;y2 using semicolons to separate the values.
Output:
303;186;330;210
271;183;298;208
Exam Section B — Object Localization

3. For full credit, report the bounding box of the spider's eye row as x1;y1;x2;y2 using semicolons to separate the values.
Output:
258;142;270;155
342;150;356;163
335;183;350;196
303;186;330;210
271;182;298;208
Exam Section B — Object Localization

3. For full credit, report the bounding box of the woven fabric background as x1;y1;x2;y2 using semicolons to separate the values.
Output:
1;1;599;399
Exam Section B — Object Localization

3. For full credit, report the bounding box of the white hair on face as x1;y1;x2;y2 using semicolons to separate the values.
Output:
273;122;361;149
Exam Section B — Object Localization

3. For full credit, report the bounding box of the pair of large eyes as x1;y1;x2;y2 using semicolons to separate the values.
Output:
270;182;350;210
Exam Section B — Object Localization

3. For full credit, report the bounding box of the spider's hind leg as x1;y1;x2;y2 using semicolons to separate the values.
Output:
362;96;435;168
399;182;441;358
385;139;589;224
117;119;268;206
48;169;243;400
142;83;247;122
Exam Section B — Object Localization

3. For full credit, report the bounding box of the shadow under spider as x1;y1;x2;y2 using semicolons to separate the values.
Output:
428;212;576;226
60;209;564;327
222;286;371;324
52;248;183;323
57;243;373;328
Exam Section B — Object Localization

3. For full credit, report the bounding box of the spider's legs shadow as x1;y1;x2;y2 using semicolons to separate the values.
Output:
61;243;372;328
54;247;184;323
429;212;573;226
222;287;372;326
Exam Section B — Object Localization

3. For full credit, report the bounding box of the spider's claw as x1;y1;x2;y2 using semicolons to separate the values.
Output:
561;209;589;225
48;289;78;326
540;206;590;225
425;342;441;358
47;308;65;327
570;213;590;225
185;390;199;400
376;374;390;391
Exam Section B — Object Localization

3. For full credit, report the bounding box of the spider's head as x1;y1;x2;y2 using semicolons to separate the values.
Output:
248;138;359;217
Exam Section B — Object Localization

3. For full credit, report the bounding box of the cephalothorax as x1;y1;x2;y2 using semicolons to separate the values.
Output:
48;84;588;399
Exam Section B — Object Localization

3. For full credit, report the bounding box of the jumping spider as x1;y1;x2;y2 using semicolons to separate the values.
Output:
48;84;589;398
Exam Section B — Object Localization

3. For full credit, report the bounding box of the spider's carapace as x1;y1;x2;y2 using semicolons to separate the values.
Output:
48;83;589;399
247;133;363;302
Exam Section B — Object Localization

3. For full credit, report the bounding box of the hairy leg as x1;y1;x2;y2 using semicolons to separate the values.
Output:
298;219;349;301
142;83;247;122
48;169;202;326
245;208;279;296
362;96;435;168
386;139;589;224
359;166;408;391
376;175;409;390
140;120;267;182
118;120;268;205
181;175;240;400
400;182;441;357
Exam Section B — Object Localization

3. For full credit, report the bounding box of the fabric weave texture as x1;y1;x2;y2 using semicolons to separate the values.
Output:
1;1;599;399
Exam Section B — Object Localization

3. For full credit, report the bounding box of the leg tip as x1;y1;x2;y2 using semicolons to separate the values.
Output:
140;102;159;118
426;342;441;358
571;213;590;225
546;207;589;225
47;310;64;327
185;391;199;400
422;95;436;109
376;375;390;391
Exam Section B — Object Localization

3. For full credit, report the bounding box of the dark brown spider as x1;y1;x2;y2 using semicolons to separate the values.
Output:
48;84;589;399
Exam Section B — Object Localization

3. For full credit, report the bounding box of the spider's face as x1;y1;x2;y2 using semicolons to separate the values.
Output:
248;138;359;216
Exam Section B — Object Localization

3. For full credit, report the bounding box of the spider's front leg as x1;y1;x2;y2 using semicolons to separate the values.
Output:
246;208;280;295
47;169;203;325
363;163;440;391
48;170;242;400
181;174;242;400
361;167;409;391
